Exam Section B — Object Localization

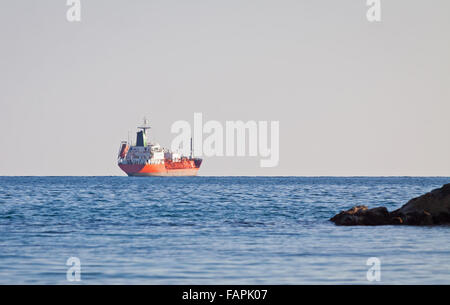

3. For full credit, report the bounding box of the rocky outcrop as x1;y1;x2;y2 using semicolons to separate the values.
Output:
330;183;450;226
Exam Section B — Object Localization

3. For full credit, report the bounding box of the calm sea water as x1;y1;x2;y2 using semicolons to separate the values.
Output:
0;176;449;284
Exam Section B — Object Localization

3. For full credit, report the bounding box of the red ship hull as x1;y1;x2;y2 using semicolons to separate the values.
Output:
118;159;202;176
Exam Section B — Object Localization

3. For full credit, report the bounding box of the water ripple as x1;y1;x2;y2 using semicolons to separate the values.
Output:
0;176;449;284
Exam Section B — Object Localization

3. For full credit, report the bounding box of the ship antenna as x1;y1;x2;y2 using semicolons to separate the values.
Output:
138;117;151;132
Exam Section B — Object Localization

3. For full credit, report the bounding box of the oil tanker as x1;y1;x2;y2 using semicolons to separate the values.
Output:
117;119;202;176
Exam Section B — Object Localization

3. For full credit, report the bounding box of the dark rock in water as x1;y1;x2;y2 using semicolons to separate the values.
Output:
330;183;450;226
330;206;391;226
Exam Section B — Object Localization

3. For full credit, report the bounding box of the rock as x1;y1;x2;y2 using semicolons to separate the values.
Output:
330;205;391;226
391;216;403;224
330;183;450;226
393;183;450;218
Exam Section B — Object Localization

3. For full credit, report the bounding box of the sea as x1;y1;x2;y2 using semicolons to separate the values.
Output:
0;176;449;284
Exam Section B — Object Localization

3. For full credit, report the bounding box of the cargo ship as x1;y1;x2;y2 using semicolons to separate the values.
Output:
117;119;202;176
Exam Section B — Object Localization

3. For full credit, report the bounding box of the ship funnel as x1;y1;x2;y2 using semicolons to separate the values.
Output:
136;130;146;146
136;117;151;146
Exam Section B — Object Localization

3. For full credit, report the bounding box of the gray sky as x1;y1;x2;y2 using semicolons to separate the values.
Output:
0;0;449;176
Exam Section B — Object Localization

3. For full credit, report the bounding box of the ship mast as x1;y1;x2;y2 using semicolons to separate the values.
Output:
138;117;151;133
136;117;151;146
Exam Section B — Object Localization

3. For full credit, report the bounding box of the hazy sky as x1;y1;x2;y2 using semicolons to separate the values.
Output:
0;0;449;176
